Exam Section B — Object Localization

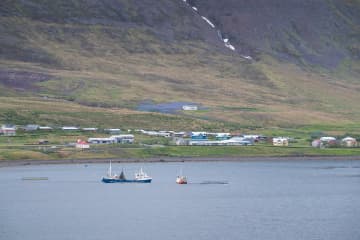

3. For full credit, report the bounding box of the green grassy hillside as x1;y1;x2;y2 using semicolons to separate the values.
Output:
0;0;359;130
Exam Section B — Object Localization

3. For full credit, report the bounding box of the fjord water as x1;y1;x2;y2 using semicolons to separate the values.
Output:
1;160;360;240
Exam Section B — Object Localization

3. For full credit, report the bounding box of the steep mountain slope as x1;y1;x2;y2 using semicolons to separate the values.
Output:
0;0;359;128
189;0;360;69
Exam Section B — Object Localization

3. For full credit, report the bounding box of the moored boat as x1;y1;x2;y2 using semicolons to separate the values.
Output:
176;168;187;184
102;162;152;183
176;175;187;184
134;168;152;183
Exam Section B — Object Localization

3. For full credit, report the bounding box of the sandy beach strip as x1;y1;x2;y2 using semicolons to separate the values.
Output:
1;155;360;168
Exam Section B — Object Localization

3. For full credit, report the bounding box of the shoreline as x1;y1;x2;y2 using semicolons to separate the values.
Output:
1;155;360;168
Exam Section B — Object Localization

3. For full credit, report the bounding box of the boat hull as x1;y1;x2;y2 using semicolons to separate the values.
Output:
176;180;187;184
102;177;152;183
133;178;152;183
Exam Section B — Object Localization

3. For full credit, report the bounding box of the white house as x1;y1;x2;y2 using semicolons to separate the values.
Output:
104;128;121;134
111;134;135;144
182;105;198;111
88;137;115;144
1;125;16;136
320;136;336;142
24;124;39;131
82;127;98;131
215;133;231;140
221;137;253;146
273;137;289;146
62;126;79;131
341;137;357;147
311;139;322;148
189;137;253;146
39;126;53;131
243;135;261;141
88;135;135;144
141;130;171;137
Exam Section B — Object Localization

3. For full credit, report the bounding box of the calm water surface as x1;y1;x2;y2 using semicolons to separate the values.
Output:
1;160;360;240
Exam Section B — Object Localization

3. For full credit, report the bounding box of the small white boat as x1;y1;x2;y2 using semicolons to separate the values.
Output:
134;168;152;183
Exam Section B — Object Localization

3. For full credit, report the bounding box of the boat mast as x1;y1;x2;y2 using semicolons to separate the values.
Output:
108;160;112;176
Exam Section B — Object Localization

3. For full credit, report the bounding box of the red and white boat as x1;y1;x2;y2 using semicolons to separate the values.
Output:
176;175;187;184
176;168;187;184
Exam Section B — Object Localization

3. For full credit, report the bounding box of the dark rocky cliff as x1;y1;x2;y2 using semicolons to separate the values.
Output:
1;0;359;68
189;0;360;68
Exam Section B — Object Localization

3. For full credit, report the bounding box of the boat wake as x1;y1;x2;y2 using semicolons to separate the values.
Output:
190;181;229;185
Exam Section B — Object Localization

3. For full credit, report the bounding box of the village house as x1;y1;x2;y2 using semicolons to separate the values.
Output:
171;131;187;138
61;126;79;131
111;134;135;144
320;136;336;142
104;128;121;134
182;105;198;111
242;135;267;142
341;137;357;148
311;139;322;148
191;132;208;141
38;139;49;145
272;137;289;146
75;139;90;149
140;130;171;137
189;136;253;146
225;137;254;146
24;124;40;131
82;127;98;132
320;136;338;147
87;135;134;144
215;133;231;140
39;126;53;131
88;137;115;144
1;124;16;136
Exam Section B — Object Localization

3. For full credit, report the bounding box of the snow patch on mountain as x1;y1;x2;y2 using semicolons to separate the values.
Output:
180;0;252;59
225;42;235;51
201;16;215;28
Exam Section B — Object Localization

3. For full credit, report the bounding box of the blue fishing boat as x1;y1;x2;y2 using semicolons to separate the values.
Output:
102;161;152;183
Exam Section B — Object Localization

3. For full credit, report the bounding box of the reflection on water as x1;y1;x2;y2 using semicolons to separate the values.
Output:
317;166;360;169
